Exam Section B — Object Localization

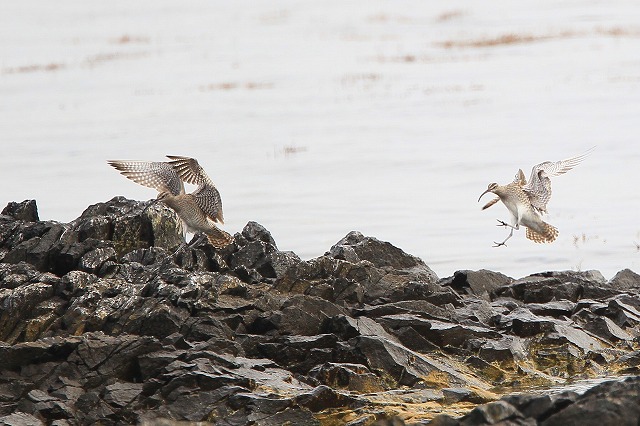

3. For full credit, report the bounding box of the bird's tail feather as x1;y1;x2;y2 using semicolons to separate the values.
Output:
526;221;558;243
206;227;234;248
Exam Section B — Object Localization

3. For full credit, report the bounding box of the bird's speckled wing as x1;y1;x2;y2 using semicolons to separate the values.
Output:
166;156;214;187
523;149;592;213
166;155;224;223
108;160;184;196
513;169;527;186
192;185;224;223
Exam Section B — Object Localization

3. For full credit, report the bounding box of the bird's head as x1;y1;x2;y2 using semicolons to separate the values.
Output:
478;183;499;202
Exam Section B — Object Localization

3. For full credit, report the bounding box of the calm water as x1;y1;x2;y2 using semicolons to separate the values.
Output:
1;1;639;280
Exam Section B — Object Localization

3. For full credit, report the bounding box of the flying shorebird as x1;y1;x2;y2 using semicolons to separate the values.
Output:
108;155;233;249
478;149;592;247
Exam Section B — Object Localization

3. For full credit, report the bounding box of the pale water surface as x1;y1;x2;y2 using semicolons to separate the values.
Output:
1;1;639;280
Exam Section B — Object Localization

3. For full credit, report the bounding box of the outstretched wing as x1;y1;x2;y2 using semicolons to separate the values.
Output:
513;169;527;186
108;160;184;196
166;155;224;223
166;156;214;187
523;148;592;213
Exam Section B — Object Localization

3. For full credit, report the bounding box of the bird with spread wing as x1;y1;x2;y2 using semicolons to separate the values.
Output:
478;148;593;247
108;155;232;249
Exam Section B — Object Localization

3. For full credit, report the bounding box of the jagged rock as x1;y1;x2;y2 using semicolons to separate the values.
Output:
323;315;398;342
207;388;320;425
607;296;640;327
539;323;605;354
354;300;455;322
2;200;39;222
78;246;117;275
240;221;277;247
541;377;640;426
531;270;607;286
0;282;61;344
352;335;489;389
0;412;44;426
230;222;301;282
573;310;634;342
1;197;185;275
77;196;183;257
528;270;624;300
608;269;640;291
102;382;144;407
329;231;435;276
502;391;578;421
392;325;440;353
2;198;640;425
453;299;501;327
442;388;476;404
268;294;348;336
459;400;529;425
1;221;67;273
295;385;364;412
257;334;339;374
497;307;556;337
74;391;117;424
464;356;509;384
309;363;386;392
428;414;460;426
618;351;640;373
376;314;433;335
444;269;513;301
0;337;82;370
494;276;582;303
18;389;74;421
276;232;438;305
468;336;528;364
528;300;575;318
418;320;502;349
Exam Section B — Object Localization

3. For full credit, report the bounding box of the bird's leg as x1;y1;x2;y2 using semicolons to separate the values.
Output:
171;242;188;257
171;233;207;259
187;232;208;249
496;219;518;230
493;226;515;247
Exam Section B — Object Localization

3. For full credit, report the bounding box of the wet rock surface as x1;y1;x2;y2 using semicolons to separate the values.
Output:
0;198;639;425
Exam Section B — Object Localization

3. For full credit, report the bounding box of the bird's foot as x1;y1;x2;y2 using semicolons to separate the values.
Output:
496;220;510;228
493;241;507;248
171;243;187;257
187;233;208;249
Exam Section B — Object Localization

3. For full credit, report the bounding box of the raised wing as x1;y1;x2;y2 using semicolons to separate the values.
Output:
108;160;184;196
167;155;224;223
523;148;593;213
513;169;527;186
166;156;215;188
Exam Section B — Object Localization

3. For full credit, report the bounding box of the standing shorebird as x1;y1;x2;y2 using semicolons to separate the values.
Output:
478;149;592;247
108;155;233;248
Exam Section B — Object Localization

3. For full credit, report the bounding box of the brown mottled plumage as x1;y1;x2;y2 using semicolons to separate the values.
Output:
478;149;592;246
108;156;232;248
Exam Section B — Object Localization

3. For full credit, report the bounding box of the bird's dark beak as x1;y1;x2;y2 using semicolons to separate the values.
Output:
478;189;491;202
142;198;160;214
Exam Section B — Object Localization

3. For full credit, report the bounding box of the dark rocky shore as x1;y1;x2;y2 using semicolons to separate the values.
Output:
1;197;639;426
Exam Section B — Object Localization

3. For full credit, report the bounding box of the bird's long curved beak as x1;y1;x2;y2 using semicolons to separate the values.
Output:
478;189;491;202
141;198;160;214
